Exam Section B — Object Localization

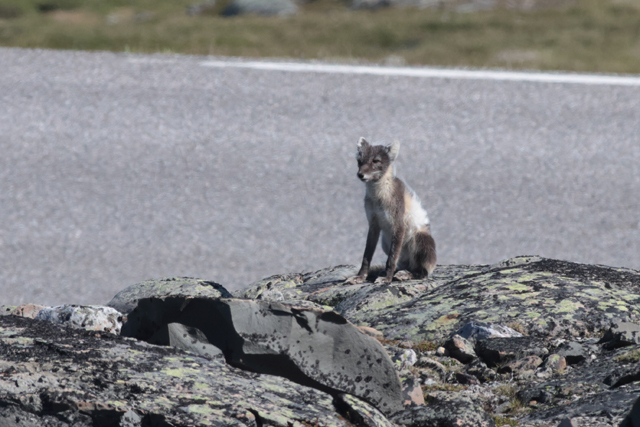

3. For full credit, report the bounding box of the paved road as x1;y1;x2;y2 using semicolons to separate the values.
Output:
1;48;639;306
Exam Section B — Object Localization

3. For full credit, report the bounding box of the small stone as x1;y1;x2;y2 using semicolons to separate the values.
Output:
543;354;567;372
444;334;477;364
455;372;479;385
436;346;448;357
556;342;587;365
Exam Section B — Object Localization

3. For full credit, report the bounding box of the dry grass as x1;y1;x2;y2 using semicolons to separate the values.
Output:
1;0;640;73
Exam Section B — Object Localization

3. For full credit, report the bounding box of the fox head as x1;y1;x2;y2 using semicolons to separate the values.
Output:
355;137;400;183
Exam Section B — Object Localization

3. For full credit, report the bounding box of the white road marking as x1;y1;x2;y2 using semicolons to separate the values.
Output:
200;59;640;86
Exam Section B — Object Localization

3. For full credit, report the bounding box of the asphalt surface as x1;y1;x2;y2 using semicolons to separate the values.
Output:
1;47;639;306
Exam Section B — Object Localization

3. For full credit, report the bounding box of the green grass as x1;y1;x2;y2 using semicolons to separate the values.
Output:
493;415;519;427
616;348;640;364
1;0;640;73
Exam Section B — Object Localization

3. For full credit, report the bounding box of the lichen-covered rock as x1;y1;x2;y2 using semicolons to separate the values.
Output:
107;276;232;315
35;305;123;334
353;257;640;343
454;321;524;343
0;304;47;319
240;257;640;346
122;296;404;415
391;394;497;427
0;315;377;427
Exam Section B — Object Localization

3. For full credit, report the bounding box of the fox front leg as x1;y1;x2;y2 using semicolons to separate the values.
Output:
374;225;405;284
345;221;380;285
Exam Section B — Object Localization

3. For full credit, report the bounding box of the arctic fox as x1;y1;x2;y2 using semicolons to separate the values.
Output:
347;137;437;284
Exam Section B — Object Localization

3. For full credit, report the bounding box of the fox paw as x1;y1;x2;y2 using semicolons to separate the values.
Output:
344;275;366;285
393;270;414;281
374;275;392;284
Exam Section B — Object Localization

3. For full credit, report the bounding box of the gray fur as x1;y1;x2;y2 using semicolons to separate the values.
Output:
348;138;436;284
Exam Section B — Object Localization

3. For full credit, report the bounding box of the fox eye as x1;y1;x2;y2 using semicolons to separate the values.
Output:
373;158;381;164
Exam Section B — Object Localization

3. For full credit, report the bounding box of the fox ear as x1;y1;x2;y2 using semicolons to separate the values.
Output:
386;140;400;161
357;137;369;151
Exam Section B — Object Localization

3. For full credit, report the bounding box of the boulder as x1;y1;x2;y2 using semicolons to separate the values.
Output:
107;276;232;315
444;334;477;363
35;304;123;334
0;315;377;426
121;296;404;415
336;257;640;343
600;321;640;350
555;341;587;365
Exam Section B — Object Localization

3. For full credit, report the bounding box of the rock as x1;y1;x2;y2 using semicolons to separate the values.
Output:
347;257;640;343
517;388;554;405
557;418;576;427
416;357;448;380
497;355;543;376
391;348;418;369
600;321;640;350
397;369;425;406
359;325;384;338
335;393;397;427
444;334;477;363
35;305;123;334
475;336;548;367
436;346;448;356
391;395;497;427
462;359;496;383
122;296;404;415
107;276;232;315
0;315;370;426
0;304;47;319
542;353;567;372
454;321;524;344
221;0;298;16
455;372;480;385
555;341;587;365
619;396;640;427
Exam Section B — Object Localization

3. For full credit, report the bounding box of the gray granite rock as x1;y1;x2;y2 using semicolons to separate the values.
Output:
122;296;404;415
600;321;640;350
107;276;232;315
0;315;366;426
35;304;123;334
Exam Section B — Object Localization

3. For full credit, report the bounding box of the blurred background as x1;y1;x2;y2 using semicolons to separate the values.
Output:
1;0;640;73
0;0;639;306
